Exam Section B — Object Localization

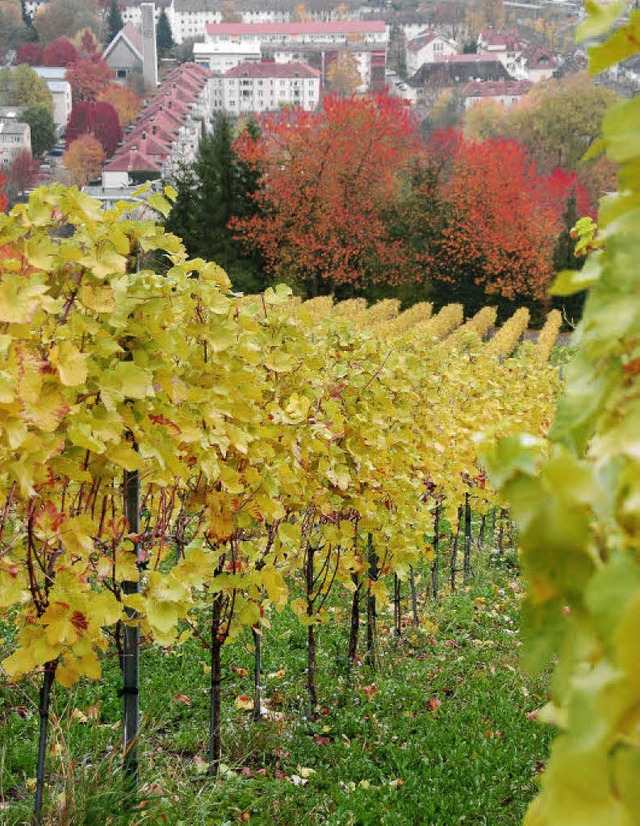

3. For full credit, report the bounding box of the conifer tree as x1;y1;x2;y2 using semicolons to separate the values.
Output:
156;8;174;56
165;115;265;292
106;0;124;45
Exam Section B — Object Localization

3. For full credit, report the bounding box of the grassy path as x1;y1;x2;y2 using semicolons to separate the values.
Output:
2;568;550;825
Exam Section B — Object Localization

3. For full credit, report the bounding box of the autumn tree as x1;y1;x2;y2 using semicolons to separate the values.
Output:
0;65;53;111
76;27;101;60
2;149;39;204
431;1;466;41
292;2;312;21
463;71;620;204
66;57;115;102
42;37;79;66
66;100;122;156
16;42;43;65
232;94;421;296
402;129;587;310
62;133;105;185
419;89;466;139
220;1;242;22
0;172;7;212
33;0;98;43
0;2;32;54
326;52;362;96
462;98;508;141
510;72;619;173
21;105;57;157
98;84;142;128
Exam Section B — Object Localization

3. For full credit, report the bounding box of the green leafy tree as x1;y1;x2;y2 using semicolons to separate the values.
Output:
21;105;57;157
106;0;124;44
165;115;265;292
156;8;174;56
0;65;53;111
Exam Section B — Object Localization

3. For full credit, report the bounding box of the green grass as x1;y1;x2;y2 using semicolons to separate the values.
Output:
1;558;551;826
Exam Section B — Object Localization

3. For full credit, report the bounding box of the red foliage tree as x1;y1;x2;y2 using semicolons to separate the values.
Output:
77;28;101;62
16;43;43;66
4;150;39;200
66;100;123;158
232;94;421;294
0;173;8;212
65;58;114;102
418;129;585;301
42;38;79;67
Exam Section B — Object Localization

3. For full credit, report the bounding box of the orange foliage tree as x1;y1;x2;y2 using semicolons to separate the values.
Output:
232;94;421;295
98;84;142;129
62;134;105;186
65;58;114;102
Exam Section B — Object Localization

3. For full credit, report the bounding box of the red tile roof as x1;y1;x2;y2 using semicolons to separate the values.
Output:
105;149;161;172
225;60;320;79
522;45;556;70
435;53;500;63
479;28;525;50
464;79;533;98
407;30;438;54
205;21;386;36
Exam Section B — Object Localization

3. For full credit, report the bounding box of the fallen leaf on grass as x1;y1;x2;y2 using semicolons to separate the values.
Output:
313;734;330;746
268;669;286;679
428;697;442;712
193;756;208;775
173;693;191;706
235;695;254;710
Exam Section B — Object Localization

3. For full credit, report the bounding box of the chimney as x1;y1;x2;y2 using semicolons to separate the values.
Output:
140;2;158;90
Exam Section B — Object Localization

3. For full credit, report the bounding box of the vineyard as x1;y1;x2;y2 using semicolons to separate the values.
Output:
0;186;566;824
4;1;640;818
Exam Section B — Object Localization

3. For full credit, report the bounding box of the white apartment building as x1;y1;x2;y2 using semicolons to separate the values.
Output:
0;119;31;165
197;21;388;90
32;68;73;132
120;0;291;44
211;60;320;115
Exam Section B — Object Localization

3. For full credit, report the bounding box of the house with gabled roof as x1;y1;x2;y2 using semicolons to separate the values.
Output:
463;79;533;109
477;27;526;77
407;53;513;105
519;45;557;82
100;61;212;190
405;29;457;77
103;21;144;85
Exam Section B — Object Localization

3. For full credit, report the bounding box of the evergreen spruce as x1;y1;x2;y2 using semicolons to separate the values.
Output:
156;8;174;55
106;0;124;45
165;115;266;292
